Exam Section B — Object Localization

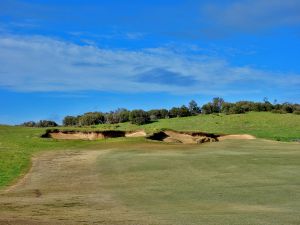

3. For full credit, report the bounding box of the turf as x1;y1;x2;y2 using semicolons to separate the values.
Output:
0;140;299;224
97;140;300;225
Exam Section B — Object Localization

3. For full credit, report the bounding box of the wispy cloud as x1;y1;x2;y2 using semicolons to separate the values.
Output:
68;30;146;41
0;34;299;96
202;0;300;35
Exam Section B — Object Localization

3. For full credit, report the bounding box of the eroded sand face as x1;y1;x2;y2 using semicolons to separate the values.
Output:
163;131;217;144
47;130;146;140
42;130;147;140
50;132;105;140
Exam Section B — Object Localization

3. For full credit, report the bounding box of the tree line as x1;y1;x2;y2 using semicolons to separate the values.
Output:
21;98;300;127
202;98;300;115
21;120;58;127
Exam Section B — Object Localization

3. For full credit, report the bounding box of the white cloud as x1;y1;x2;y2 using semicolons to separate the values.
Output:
0;34;299;95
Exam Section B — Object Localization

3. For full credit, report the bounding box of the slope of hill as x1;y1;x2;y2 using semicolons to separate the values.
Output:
92;112;300;141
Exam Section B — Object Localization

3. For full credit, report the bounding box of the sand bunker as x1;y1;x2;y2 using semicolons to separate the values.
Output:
148;130;219;144
43;129;146;140
148;130;256;144
43;129;255;144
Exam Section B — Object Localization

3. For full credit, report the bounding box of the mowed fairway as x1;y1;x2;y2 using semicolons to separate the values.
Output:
1;139;300;225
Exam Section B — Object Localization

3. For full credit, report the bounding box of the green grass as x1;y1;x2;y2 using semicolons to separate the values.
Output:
0;112;299;189
97;140;300;225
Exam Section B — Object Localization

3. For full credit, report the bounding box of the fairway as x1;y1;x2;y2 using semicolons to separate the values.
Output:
1;139;300;225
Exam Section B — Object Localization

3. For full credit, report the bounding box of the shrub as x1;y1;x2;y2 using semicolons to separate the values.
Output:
116;109;130;123
178;105;191;117
221;102;234;114
272;109;286;114
169;107;181;118
148;109;169;120
63;116;79;126
129;110;150;125
212;97;225;113
78;112;105;126
282;103;294;113
188;100;201;115
293;110;300;115
228;106;245;114
21;121;36;127
105;109;130;124
36;120;58;127
202;103;213;114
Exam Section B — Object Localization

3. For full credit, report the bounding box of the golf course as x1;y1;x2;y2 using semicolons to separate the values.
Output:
1;1;300;224
0;112;300;225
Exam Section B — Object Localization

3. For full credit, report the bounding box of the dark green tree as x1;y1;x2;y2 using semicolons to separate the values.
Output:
188;100;201;115
129;110;150;125
201;103;213;114
36;120;58;127
168;107;180;118
212;97;224;113
21;121;36;127
63;116;79;126
178;105;191;117
78;112;105;126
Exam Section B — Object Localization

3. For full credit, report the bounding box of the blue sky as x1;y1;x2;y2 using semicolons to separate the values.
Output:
0;0;300;124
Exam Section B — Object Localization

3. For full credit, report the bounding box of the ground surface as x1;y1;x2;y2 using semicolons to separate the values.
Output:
1;139;300;225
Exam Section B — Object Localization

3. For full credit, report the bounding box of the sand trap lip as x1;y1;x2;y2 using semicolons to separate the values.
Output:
218;134;256;140
42;129;146;140
125;130;147;137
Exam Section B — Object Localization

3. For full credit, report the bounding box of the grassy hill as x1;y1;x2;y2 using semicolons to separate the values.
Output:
91;112;300;141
